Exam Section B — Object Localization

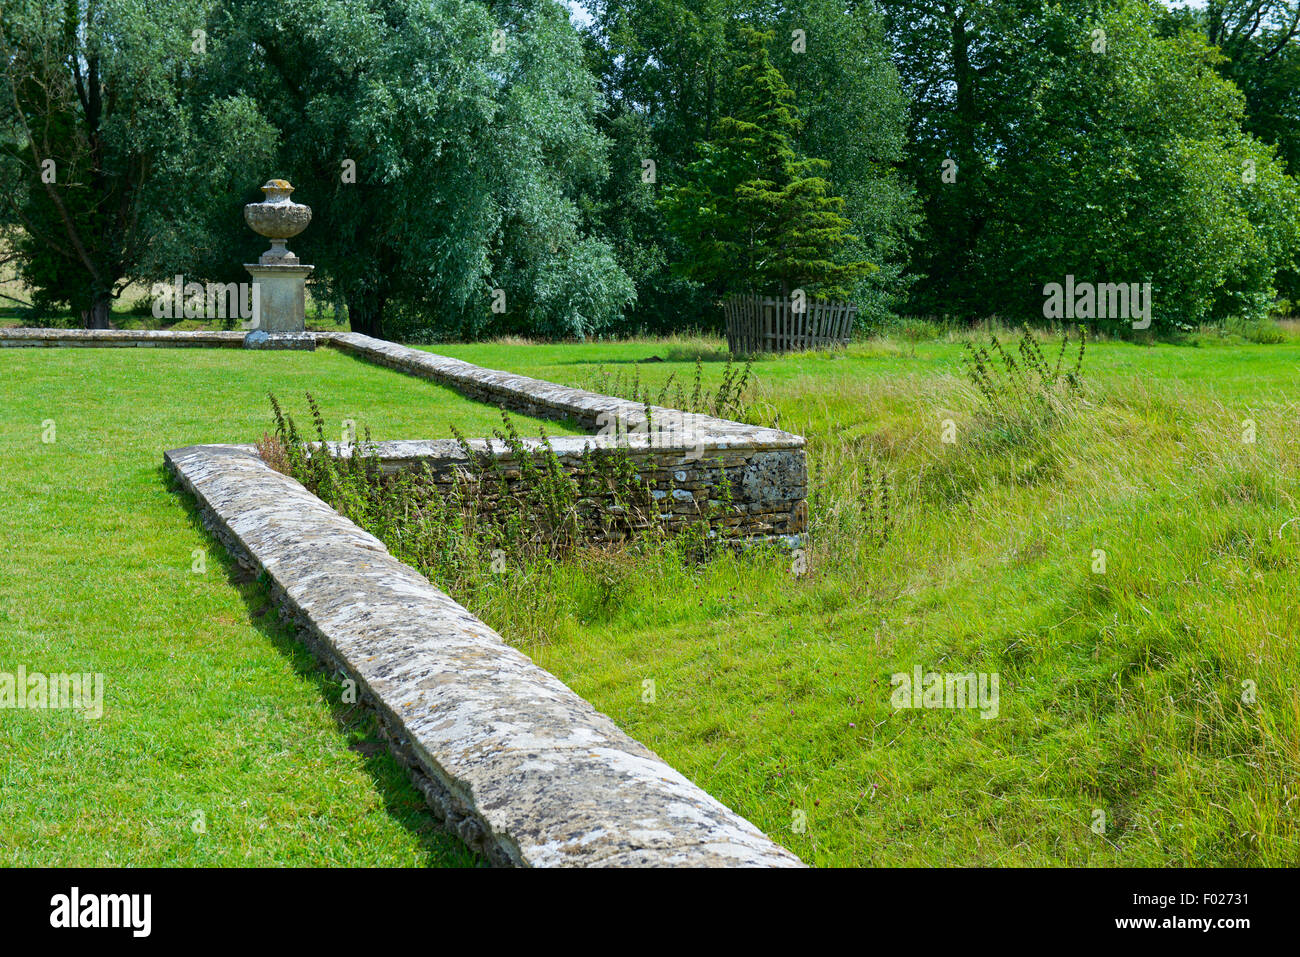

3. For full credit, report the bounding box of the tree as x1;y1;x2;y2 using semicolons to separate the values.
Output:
1166;1;1300;300
883;0;1300;328
1194;1;1300;173
879;0;1041;320
578;0;912;330
2;0;632;339
0;0;225;327
987;1;1300;329
193;0;631;340
660;28;874;300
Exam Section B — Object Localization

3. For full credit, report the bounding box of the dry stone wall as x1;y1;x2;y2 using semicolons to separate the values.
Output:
319;333;807;544
165;443;804;867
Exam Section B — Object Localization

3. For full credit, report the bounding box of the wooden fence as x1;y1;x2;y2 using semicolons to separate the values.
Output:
723;295;857;353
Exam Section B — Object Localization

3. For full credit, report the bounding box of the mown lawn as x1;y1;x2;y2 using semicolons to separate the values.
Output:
426;331;1300;866
0;347;576;866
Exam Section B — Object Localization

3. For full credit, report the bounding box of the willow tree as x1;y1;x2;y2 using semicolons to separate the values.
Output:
198;0;632;340
0;0;220;327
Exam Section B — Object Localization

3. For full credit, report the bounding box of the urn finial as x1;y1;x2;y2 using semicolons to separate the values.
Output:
244;179;312;265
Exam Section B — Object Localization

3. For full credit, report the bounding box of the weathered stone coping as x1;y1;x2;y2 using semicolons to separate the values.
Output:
309;435;767;473
0;328;247;347
318;332;804;452
164;442;803;868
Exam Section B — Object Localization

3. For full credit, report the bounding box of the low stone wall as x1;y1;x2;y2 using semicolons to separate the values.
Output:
165;443;803;868
0;326;809;541
0;328;246;347
328;435;805;542
320;333;808;543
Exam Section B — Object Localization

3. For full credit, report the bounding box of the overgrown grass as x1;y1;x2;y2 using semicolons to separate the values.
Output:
415;333;1300;866
261;390;742;622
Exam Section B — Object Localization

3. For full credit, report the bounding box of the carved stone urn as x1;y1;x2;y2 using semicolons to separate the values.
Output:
244;179;312;265
243;178;314;334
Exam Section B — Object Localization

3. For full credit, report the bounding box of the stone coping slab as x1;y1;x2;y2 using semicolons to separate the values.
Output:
319;332;804;451
164;442;803;868
0;328;247;347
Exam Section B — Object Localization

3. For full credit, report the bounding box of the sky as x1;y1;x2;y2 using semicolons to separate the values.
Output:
561;0;591;29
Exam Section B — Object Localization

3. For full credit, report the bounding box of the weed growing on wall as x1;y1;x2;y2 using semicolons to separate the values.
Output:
586;355;754;421
258;393;743;609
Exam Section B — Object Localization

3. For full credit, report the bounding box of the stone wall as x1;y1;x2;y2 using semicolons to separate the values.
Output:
328;436;806;542
320;333;808;544
0;328;808;541
165;443;804;867
0;328;246;347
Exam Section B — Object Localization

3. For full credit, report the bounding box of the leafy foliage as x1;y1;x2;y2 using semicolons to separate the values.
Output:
0;0;268;325
660;28;874;300
578;0;913;332
884;0;1300;330
262;391;739;597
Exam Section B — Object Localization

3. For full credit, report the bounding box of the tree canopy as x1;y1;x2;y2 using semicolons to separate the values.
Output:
2;0;1298;336
660;28;874;300
882;0;1300;330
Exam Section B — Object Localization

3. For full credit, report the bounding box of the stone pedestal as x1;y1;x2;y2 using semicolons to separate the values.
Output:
244;263;313;333
243;179;313;334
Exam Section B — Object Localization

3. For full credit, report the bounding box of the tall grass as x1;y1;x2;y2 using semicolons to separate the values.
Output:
584;355;754;420
273;335;1300;865
261;392;743;619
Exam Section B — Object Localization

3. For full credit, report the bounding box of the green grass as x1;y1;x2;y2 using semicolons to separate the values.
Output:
0;347;576;866
4;332;1299;867
418;332;1300;866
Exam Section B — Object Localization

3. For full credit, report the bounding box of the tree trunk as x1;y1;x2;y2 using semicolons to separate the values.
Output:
83;295;111;329
950;7;983;313
346;292;385;339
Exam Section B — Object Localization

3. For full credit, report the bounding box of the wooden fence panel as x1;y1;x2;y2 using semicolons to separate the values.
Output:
722;295;855;354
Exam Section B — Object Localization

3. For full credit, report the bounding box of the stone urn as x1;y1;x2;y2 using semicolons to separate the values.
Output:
244;178;314;334
244;179;312;265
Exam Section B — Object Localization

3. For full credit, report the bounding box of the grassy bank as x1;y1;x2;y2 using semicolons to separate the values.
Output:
412;333;1300;866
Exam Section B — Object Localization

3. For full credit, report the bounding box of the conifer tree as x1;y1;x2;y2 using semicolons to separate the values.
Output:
660;28;874;301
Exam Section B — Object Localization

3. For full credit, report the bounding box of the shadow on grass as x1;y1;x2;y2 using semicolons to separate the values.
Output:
553;345;743;366
163;465;482;868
